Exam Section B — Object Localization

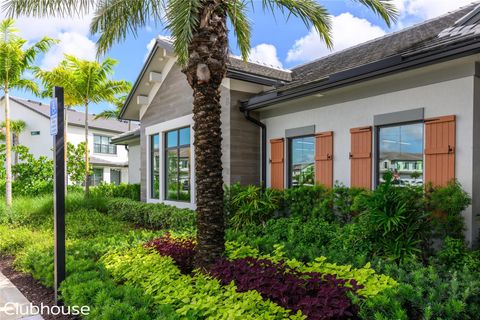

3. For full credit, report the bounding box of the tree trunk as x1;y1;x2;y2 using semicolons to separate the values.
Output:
4;90;12;206
183;1;228;269
84;102;90;196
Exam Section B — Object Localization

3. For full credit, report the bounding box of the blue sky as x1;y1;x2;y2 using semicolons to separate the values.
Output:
5;0;477;114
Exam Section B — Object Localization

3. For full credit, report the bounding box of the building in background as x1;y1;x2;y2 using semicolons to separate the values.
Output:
0;96;137;185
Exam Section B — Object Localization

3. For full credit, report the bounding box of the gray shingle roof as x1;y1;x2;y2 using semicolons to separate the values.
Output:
10;96;136;133
281;2;480;92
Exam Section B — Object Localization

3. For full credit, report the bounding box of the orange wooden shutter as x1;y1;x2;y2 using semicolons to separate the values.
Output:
350;126;372;189
270;138;284;190
425;115;455;187
315;131;334;188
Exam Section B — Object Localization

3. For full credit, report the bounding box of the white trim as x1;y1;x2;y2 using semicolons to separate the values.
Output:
145;114;195;209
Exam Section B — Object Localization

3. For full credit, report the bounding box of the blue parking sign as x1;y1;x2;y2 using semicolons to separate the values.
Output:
50;98;58;136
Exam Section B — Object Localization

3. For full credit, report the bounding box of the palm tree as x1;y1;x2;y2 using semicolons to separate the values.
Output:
1;119;26;166
34;55;130;195
5;0;397;268
94;95;132;130
0;18;55;206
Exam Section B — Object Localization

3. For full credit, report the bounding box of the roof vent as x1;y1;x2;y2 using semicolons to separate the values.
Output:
455;4;480;26
27;99;42;105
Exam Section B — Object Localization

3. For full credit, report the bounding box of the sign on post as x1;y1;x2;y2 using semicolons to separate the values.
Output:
50;98;58;136
52;87;65;305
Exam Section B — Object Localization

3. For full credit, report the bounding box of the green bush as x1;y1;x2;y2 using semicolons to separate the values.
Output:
283;185;334;221
91;183;141;201
356;172;430;262
426;180;471;240
359;260;480;320
224;184;282;229
106;198;196;231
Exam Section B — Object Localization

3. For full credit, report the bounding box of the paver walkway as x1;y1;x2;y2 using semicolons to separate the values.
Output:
0;270;43;320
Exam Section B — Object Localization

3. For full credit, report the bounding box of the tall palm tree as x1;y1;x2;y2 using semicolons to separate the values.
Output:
5;0;397;268
0;18;55;206
34;55;130;195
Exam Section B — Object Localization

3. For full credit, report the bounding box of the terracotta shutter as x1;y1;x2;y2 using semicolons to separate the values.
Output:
425;115;455;187
315;131;334;187
350;126;372;189
270;138;284;190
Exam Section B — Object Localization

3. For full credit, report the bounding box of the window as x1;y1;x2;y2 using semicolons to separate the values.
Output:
165;127;191;201
378;123;424;185
289;136;315;187
90;168;104;186
94;135;117;154
150;134;160;199
110;169;121;185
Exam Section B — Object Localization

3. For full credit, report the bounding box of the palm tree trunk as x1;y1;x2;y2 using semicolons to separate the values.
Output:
4;89;12;206
184;1;228;269
84;102;90;196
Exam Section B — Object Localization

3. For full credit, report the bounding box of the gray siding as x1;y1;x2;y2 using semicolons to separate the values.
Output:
230;90;260;186
140;65;193;200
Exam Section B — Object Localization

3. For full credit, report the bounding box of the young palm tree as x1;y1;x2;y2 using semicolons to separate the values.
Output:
34;55;130;195
5;0;397;268
1;119;26;166
0;18;55;206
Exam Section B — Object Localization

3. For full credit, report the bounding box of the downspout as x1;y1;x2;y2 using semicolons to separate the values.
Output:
243;110;267;189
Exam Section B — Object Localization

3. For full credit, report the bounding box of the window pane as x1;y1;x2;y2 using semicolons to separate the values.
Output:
379;123;424;186
150;134;160;199
290;136;315;187
111;169;121;185
94;135;101;143
178;147;191;201
179;127;190;146
166;149;179;200
166;130;178;148
94;144;101;153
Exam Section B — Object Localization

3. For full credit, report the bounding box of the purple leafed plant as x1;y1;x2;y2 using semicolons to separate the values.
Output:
145;233;196;274
210;257;361;320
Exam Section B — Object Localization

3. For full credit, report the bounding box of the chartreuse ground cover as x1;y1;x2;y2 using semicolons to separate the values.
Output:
1;177;479;319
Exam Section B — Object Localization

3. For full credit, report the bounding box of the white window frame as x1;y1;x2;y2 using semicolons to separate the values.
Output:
145;114;195;209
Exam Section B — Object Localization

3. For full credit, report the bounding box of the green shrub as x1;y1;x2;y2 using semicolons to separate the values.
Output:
102;246;304;319
434;237;480;272
332;184;366;223
359;260;480;320
91;183;141;201
283;185;334;221
225;184;282;229
426;180;471;240
357;172;430;262
106;198;196;231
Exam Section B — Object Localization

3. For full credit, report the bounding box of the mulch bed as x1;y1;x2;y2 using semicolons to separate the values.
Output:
0;255;79;320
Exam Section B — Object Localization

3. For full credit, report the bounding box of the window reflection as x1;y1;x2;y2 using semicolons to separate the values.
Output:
165;127;191;201
290;136;315;186
150;134;160;199
378;123;423;186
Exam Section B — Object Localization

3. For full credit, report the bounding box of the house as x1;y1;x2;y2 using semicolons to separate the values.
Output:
115;3;480;245
0;96;135;185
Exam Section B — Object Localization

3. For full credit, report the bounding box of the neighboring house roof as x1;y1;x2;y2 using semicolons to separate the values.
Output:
243;2;480;110
7;96;136;134
90;155;128;167
380;152;423;161
111;128;140;145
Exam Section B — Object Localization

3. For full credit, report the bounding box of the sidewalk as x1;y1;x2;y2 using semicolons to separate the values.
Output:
0;270;43;320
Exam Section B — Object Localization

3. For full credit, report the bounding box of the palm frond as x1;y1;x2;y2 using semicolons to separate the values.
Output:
91;0;163;55
165;0;202;66
261;0;333;48
94;109;119;120
13;78;39;94
3;0;95;18
353;0;398;27
226;0;251;61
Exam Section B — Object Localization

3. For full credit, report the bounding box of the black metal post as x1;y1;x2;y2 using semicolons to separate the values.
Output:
53;86;65;305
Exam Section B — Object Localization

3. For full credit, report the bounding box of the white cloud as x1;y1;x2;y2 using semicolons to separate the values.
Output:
248;43;283;68
286;13;386;63
395;0;476;20
144;37;157;60
41;32;96;69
